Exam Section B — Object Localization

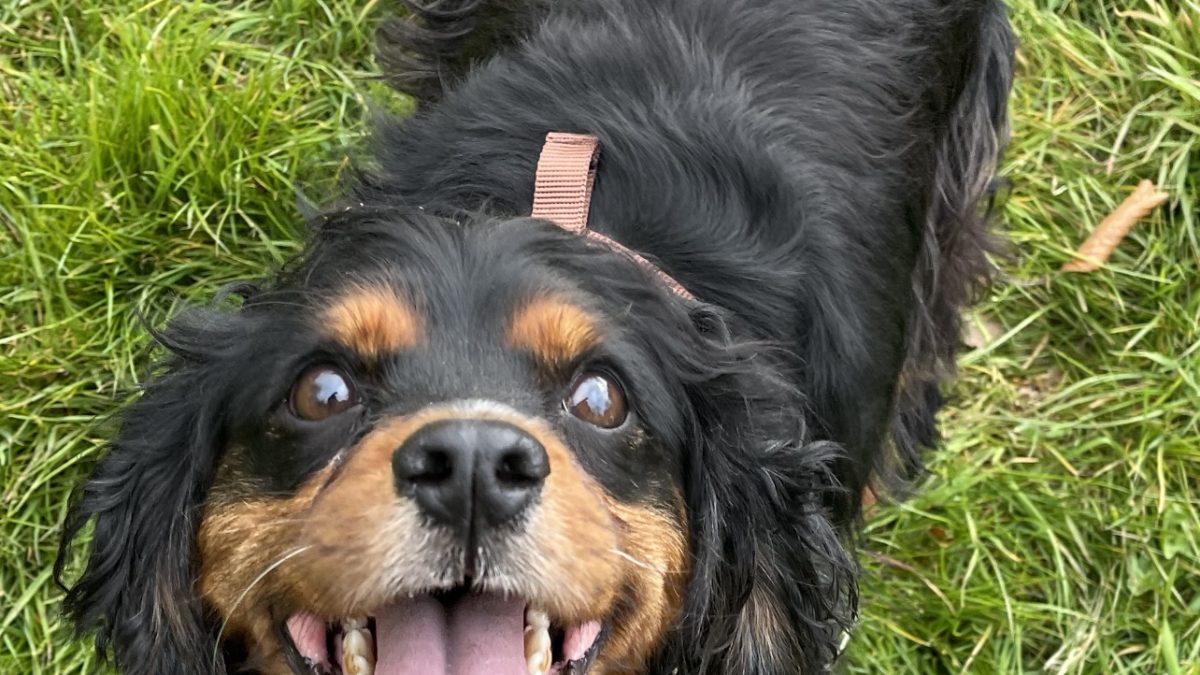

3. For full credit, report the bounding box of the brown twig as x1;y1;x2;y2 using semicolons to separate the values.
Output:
1061;180;1169;272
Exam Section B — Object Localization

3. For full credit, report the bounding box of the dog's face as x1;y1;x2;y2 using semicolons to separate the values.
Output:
60;210;853;675
200;213;694;675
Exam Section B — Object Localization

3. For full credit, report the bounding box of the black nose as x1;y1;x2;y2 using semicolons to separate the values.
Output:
392;419;550;530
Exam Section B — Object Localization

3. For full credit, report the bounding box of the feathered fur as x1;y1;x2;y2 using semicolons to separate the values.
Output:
58;0;1013;672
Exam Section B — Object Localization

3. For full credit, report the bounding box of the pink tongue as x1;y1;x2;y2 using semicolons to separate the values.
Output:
374;593;527;675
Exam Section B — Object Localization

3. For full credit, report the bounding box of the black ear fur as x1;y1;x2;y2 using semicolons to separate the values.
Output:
56;312;236;675
648;322;856;674
684;434;854;673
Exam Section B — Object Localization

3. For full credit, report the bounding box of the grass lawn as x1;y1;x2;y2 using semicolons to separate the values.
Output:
2;0;1197;672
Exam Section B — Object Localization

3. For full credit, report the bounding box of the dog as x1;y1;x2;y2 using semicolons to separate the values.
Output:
57;0;1014;673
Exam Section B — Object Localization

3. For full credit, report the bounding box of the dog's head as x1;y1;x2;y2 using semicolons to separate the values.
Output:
58;208;853;675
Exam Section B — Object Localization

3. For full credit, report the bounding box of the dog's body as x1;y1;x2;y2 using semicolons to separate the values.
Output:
59;1;1013;673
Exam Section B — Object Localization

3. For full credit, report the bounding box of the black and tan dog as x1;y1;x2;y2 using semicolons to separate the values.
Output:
58;0;1014;673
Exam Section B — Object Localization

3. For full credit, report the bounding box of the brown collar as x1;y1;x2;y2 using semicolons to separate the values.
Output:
531;132;694;300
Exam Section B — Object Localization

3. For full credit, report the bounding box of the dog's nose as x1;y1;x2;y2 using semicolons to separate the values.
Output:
392;419;550;529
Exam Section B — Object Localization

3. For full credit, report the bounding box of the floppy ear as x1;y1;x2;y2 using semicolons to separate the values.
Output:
650;332;857;674
685;430;854;673
57;313;235;675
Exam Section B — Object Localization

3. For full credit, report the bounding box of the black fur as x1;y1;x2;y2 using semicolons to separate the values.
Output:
58;0;1014;672
56;313;239;673
366;0;1015;507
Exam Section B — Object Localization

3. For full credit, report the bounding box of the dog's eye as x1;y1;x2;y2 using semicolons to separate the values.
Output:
564;372;627;429
290;365;357;421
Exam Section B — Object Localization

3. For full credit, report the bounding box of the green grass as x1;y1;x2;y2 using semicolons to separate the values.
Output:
1;0;1196;673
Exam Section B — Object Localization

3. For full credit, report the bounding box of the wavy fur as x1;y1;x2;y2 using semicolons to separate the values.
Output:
60;0;1013;672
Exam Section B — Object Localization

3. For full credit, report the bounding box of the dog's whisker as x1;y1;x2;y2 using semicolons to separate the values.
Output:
610;548;658;572
210;546;312;673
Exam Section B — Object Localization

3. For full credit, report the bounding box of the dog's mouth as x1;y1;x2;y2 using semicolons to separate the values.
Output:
281;589;606;675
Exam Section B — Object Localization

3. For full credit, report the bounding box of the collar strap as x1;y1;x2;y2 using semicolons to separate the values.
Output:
531;132;694;300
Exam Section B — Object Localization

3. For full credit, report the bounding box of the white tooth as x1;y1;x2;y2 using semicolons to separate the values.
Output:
342;623;375;675
344;628;369;656
525;607;550;630
347;654;373;675
524;609;552;675
343;616;367;631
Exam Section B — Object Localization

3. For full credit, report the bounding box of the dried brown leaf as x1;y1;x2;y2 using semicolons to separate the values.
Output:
1062;180;1169;272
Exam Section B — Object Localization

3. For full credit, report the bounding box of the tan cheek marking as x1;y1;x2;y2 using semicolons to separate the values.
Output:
507;295;602;365
523;431;624;621
593;497;690;673
197;469;331;664
322;285;422;360
283;417;442;615
197;422;432;668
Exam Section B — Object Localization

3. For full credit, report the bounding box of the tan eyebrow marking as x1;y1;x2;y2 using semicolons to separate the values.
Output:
507;296;602;365
322;286;422;360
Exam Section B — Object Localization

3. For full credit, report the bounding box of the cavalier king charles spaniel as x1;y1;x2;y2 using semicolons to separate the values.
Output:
58;0;1014;673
